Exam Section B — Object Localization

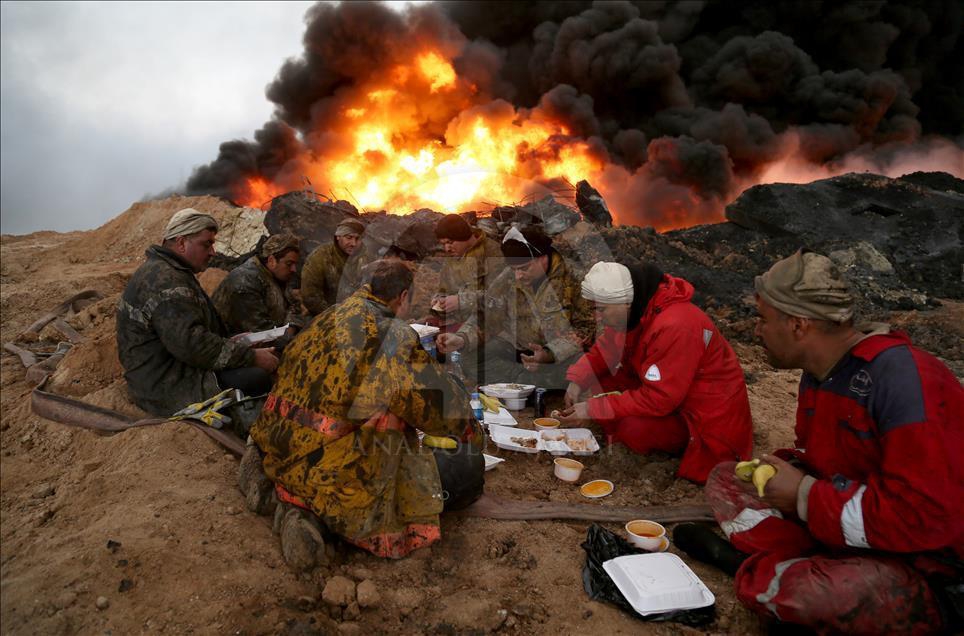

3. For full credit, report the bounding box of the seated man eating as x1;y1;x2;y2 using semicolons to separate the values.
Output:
249;260;484;559
559;261;753;483
678;249;963;633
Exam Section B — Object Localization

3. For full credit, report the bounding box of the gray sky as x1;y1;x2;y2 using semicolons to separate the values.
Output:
0;1;316;235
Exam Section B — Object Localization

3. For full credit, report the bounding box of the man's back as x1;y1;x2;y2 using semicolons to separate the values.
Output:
211;256;288;335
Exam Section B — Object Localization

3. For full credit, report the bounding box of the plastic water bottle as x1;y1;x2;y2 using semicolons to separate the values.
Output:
470;391;484;423
447;351;465;382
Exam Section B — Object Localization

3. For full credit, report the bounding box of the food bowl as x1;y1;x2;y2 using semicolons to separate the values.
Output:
580;479;614;498
533;417;560;430
625;520;667;551
503;397;527;410
480;383;536;399
553;457;584;482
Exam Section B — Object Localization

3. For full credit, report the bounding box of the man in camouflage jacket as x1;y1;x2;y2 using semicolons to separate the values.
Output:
116;209;278;416
212;234;304;336
432;215;506;329
301;218;365;316
441;226;594;389
251;260;483;558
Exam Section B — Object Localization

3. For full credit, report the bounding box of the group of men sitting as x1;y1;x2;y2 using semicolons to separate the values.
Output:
116;207;962;633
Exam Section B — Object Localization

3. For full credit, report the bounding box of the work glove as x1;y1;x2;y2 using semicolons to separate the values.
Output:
169;389;241;429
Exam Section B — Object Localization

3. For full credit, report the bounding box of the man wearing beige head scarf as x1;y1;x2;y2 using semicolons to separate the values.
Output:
117;208;279;418
679;249;964;633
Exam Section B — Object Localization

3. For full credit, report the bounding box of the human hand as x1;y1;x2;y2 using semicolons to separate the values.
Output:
253;347;279;373
558;401;590;424
757;454;805;516
438;294;460;313
436;333;465;354
520;343;554;372
564;382;583;408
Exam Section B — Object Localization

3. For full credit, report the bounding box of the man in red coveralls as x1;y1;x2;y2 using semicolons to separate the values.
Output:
558;261;753;484
679;249;963;633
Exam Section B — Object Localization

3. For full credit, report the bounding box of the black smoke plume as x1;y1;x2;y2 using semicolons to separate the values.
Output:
186;0;963;227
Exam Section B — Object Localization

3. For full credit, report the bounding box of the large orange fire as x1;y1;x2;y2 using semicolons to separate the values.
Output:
232;46;964;231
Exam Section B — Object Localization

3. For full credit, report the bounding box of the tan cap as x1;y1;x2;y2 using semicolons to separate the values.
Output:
260;233;300;259
755;249;854;323
334;218;365;237
163;208;218;241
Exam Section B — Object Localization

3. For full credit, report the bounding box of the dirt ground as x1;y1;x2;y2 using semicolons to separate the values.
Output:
2;197;961;635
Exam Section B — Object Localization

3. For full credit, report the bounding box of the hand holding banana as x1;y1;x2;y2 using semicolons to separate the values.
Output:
735;454;805;516
734;459;777;496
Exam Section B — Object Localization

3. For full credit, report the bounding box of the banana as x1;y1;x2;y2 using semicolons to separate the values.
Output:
734;458;761;482
423;435;457;450
752;464;777;497
479;394;503;413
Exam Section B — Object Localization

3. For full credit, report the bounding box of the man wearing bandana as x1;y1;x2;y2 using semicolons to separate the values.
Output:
116;208;278;416
678;249;963;634
440;225;593;389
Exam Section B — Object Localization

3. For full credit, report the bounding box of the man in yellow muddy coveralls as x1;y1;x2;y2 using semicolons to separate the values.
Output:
250;260;484;559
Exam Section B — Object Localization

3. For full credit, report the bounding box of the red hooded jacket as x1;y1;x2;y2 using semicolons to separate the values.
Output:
566;275;753;482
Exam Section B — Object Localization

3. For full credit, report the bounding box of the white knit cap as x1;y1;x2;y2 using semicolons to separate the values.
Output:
163;208;218;241
581;262;634;304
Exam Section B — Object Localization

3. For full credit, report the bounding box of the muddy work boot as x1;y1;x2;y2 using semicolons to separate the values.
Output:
237;439;277;516
276;503;329;572
673;523;748;577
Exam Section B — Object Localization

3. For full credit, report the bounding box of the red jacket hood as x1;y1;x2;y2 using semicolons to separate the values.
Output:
638;275;693;331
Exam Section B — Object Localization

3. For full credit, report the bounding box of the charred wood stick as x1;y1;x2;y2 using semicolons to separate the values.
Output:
22;289;102;335
31;380;246;456
454;493;714;523
3;342;38;367
52;318;85;344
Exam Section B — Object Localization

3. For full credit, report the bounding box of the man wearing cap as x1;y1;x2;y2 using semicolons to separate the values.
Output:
680;249;963;633
301;218;365;316
559;261;753;484
211;233;304;338
116;208;279;416
441;225;593;388
432;215;505;364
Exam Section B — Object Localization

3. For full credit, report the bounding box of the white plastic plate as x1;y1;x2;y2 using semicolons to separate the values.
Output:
602;553;715;617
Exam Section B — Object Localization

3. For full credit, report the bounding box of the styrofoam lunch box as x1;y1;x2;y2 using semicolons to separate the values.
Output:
487;424;600;455
602;553;715;616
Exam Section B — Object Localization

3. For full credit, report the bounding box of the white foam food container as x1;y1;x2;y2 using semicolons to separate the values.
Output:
480;383;536;399
602;553;715;617
237;324;289;346
487;424;599;455
409;323;440;338
483;454;505;471
482;407;518;427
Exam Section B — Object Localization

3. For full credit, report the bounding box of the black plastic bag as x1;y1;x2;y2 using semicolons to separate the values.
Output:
580;524;716;626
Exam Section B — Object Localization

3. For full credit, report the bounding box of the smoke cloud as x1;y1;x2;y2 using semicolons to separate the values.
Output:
186;0;963;228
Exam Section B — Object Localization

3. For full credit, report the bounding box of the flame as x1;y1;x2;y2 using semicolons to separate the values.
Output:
232;46;964;229
233;48;605;214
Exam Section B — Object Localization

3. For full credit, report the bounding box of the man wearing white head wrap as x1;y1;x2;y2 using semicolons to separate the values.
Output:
116;209;279;418
560;261;753;484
